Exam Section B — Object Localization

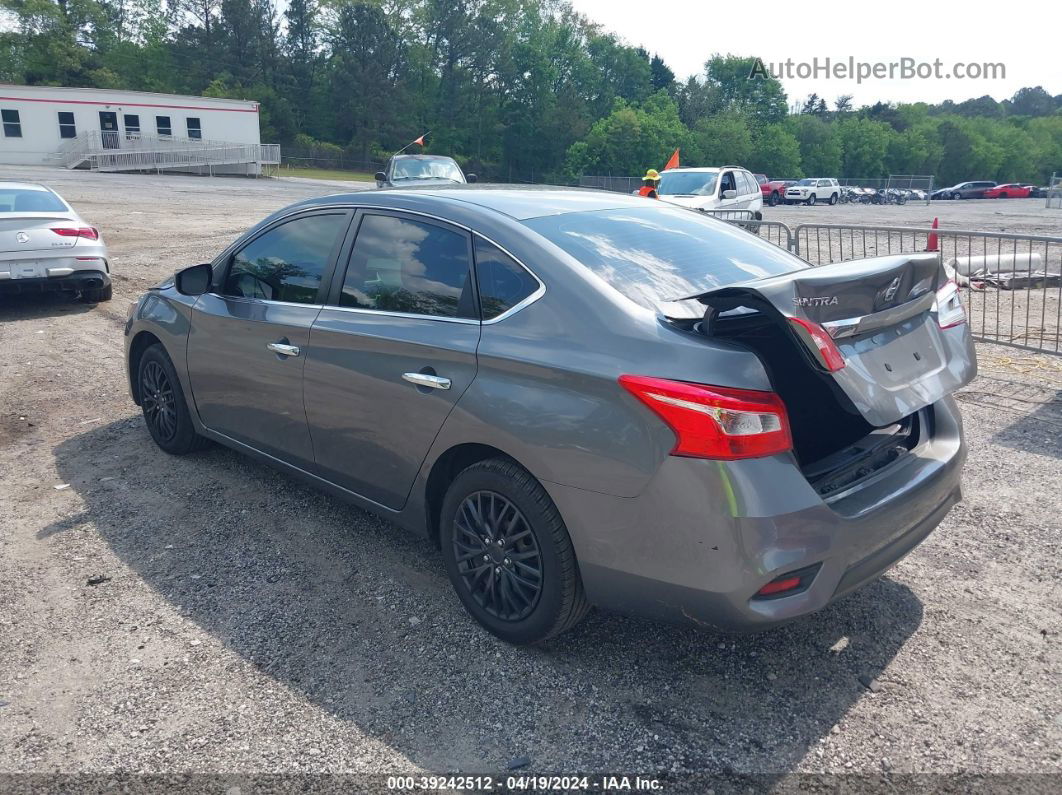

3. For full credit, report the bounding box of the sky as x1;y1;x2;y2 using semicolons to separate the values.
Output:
569;0;1061;108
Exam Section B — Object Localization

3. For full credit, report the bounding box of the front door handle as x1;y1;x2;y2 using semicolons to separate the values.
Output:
402;372;451;390
267;342;301;357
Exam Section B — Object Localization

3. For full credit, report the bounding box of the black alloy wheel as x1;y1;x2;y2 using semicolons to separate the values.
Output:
452;490;543;621
141;359;177;443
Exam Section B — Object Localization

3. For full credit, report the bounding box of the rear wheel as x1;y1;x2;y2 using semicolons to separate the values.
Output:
828;193;838;205
82;284;112;303
768;191;780;207
440;458;589;644
998;192;1008;198
137;344;209;455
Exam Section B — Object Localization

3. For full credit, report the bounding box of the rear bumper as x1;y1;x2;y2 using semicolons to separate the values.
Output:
544;396;966;632
0;269;110;295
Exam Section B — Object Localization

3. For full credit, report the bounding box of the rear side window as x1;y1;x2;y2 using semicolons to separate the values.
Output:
340;214;474;318
524;206;805;309
474;238;539;320
223;213;346;304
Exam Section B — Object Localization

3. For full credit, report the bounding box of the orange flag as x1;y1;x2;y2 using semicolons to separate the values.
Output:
413;134;426;146
663;148;680;171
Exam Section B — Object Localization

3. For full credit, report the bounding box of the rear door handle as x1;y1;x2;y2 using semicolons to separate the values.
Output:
402;372;451;390
267;342;301;357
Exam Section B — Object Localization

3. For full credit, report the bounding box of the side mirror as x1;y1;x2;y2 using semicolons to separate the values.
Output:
722;189;737;199
466;173;478;183
375;171;387;185
175;263;213;296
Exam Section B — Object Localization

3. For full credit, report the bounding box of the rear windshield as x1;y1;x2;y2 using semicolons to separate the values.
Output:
524;206;806;309
0;188;67;213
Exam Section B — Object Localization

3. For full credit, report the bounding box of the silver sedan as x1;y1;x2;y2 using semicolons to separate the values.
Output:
0;182;111;302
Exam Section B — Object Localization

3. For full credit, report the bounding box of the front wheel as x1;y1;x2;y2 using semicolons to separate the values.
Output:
137;344;210;455
440;458;589;644
806;194;817;206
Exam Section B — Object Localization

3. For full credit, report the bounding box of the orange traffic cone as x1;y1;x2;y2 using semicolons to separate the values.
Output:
925;217;939;252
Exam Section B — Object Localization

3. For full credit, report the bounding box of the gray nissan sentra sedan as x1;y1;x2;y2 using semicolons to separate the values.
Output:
124;187;976;644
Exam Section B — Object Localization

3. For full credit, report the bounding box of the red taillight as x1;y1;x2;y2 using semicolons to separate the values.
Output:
933;279;966;330
618;375;792;460
756;576;802;597
51;226;99;241
788;317;846;372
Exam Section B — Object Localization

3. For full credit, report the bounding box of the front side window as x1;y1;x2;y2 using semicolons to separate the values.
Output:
156;115;172;136
474;238;539;320
340;214;473;318
524;205;806;310
222;213;346;304
2;109;22;138
58;112;76;139
187;118;202;139
124;114;140;137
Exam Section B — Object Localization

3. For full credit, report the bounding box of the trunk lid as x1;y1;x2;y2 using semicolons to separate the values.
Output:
692;253;977;427
0;215;79;254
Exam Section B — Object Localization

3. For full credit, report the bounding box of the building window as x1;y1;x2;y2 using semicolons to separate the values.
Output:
186;117;202;139
58;112;77;139
124;114;140;138
2;109;22;138
156;115;172;137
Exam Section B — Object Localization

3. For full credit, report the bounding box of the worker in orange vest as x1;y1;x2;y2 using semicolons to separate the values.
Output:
638;169;660;198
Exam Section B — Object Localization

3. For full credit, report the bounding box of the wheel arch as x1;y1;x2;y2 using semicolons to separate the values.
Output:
127;330;164;405
424;442;525;547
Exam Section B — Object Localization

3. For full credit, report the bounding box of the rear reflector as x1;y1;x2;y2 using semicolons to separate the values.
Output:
756;576;801;596
753;563;822;600
618;375;792;460
788;317;846;372
51;226;99;241
933;279;966;330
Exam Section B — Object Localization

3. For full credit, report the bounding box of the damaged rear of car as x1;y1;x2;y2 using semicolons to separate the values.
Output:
526;204;976;630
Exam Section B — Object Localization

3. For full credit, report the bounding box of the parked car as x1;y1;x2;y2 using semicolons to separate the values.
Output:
656;166;763;216
375;154;477;188
0;182;111;302
125;188;975;644
930;181;996;200
982;183;1033;199
754;174;796;207
785;178;840;205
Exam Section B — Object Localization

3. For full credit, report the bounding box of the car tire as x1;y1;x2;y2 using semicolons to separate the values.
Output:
769;192;780;207
829;193;838;205
82;284;112;303
440;458;590;644
137;343;210;455
806;195;817;206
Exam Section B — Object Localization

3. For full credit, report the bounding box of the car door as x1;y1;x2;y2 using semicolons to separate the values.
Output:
186;210;352;470
718;170;740;209
303;210;481;510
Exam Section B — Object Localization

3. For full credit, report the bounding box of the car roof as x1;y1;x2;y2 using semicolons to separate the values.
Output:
296;185;654;221
660;167;720;174
392;154;458;162
0;182;54;192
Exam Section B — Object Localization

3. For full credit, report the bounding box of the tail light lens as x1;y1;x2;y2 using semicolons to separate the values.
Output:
51;226;99;241
618;375;792;460
788;317;846;372
933;280;966;329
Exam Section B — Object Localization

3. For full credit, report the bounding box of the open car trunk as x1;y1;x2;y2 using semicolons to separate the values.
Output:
674;253;976;492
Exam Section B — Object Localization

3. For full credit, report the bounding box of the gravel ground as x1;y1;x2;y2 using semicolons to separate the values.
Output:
0;166;1060;789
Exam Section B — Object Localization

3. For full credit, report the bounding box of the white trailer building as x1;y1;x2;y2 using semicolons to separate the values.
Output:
0;85;279;175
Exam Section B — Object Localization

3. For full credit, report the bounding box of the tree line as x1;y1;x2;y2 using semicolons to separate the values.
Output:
1;0;1059;184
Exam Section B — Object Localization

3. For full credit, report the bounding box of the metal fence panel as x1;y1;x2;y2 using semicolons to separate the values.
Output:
579;175;640;194
789;223;1062;354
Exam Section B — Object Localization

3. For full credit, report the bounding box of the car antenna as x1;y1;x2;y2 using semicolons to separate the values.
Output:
391;132;430;159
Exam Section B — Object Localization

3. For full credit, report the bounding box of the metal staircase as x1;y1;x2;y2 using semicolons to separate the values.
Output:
53;131;280;175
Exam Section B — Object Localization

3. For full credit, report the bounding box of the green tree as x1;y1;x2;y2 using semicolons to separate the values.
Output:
787;114;842;176
704;54;787;124
837;117;892;177
689;112;753;166
749;123;802;177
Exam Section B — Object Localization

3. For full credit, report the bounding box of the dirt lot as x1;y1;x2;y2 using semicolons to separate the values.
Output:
1;166;1060;788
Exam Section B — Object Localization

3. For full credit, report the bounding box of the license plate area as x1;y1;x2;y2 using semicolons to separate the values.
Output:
7;261;45;279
